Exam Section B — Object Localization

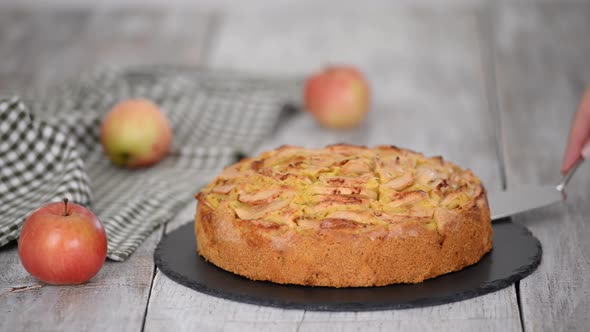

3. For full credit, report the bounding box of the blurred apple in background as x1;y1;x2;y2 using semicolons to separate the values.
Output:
18;199;107;285
304;66;370;129
100;99;172;168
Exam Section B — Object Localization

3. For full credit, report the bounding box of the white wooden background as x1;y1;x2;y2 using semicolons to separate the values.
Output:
0;1;589;331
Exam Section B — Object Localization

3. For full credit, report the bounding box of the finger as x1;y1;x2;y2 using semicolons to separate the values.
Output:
562;87;590;173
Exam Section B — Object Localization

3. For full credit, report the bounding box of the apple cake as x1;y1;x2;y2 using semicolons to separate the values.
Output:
195;144;492;287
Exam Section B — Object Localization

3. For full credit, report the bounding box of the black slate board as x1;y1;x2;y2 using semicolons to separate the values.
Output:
154;219;541;311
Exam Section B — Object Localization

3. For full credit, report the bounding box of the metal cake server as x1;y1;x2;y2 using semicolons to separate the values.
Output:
489;154;586;221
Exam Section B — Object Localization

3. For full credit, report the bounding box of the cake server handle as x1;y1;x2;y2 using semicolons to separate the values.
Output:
556;142;589;194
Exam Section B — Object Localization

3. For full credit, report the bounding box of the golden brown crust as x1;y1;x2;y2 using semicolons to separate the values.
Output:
195;144;493;287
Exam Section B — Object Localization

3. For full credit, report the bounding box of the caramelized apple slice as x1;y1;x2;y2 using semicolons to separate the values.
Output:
320;218;364;230
382;171;414;191
238;188;284;205
309;184;377;199
218;163;242;180
211;183;236;194
304;196;370;215
441;192;470;209
318;174;378;189
440;184;476;209
340;158;372;175
385;191;429;209
324;210;378;225
311;194;370;206
234;199;291;220
375;157;404;180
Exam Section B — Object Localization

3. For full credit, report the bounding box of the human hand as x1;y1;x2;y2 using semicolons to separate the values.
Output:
562;87;590;174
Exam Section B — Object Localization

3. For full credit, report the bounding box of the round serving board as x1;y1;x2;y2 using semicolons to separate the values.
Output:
154;219;541;311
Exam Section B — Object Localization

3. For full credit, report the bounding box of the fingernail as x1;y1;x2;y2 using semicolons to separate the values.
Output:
582;143;590;160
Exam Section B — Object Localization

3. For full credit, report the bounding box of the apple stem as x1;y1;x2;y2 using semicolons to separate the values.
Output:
63;198;69;216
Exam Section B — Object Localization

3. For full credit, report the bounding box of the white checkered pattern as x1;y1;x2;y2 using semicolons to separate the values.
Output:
0;97;92;248
0;67;300;261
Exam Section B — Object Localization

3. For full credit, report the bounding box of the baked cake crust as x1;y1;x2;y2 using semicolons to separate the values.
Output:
195;144;493;287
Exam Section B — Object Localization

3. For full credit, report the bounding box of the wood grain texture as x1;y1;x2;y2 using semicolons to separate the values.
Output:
0;0;489;12
0;0;580;13
3;2;588;330
209;5;504;184
0;9;91;94
145;7;522;332
0;9;212;332
145;202;306;332
0;9;212;92
493;3;590;331
0;231;161;332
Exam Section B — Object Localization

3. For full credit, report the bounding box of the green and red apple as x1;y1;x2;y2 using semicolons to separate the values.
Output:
304;66;370;129
100;99;172;168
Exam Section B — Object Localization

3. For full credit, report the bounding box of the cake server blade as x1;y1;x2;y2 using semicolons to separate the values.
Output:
488;185;564;220
489;153;586;220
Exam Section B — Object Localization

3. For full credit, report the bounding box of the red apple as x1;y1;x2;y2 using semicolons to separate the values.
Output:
304;66;370;128
100;99;172;168
18;199;107;285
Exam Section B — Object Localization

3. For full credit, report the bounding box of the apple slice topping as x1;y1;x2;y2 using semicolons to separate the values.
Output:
211;183;236;194
234;199;291;220
339;158;372;175
382;171;414;191
319;218;365;230
308;184;377;199
199;145;486;233
238;188;284;205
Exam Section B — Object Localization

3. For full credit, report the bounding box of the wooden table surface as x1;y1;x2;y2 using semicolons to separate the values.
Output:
1;2;589;331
